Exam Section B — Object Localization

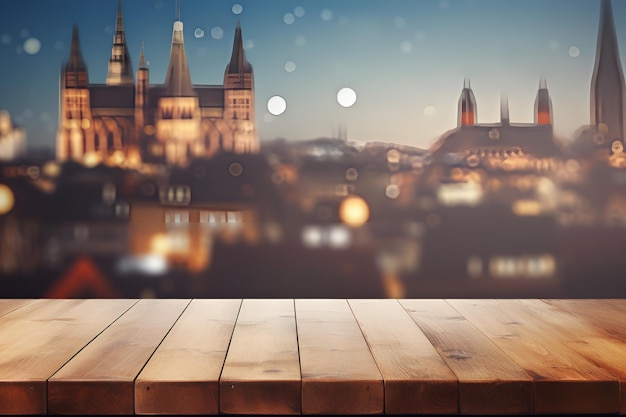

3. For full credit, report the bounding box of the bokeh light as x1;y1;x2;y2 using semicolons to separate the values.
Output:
267;96;287;116
194;28;205;38
294;6;305;17
284;61;296;72
232;4;243;15
424;105;436;116
569;46;580;57
0;184;15;215
295;35;307;47
284;13;295;25
339;195;370;227
337;87;357;108
211;26;224;40
321;9;333;21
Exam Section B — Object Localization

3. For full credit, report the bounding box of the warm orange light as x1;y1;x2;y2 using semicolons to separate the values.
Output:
0;184;15;215
83;152;100;168
339;195;370;227
150;234;169;255
537;111;551;125
461;111;475;125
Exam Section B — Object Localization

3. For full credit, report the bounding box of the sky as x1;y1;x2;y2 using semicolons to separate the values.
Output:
0;0;625;151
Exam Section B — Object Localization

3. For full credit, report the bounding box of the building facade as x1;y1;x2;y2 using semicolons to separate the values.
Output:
56;0;258;167
0;110;27;161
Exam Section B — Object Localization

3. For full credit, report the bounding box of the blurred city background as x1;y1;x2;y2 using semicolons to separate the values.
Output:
1;0;626;298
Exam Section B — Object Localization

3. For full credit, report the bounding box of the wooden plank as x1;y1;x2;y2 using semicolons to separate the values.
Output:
219;299;301;415
448;299;619;414
516;299;626;414
399;299;533;415
296;299;383;415
48;299;189;415
348;299;457;414
0;299;34;317
546;299;626;342
135;299;241;415
0;299;136;415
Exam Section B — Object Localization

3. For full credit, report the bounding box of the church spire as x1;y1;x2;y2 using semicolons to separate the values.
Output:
164;18;195;96
64;24;89;88
138;41;148;70
226;22;252;75
106;0;134;85
534;79;553;125
591;0;626;141
457;78;477;126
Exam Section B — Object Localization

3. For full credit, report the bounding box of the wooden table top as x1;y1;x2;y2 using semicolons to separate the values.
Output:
0;299;625;415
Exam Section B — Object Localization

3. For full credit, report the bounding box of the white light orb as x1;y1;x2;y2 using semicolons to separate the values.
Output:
424;105;436;116
337;87;357;108
267;96;287;116
569;46;580;58
211;26;224;40
232;4;243;15
285;61;296;72
284;13;295;25
23;38;41;55
321;9;333;21
294;6;305;17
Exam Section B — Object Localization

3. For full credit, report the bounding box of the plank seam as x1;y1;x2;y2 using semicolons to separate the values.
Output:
346;299;387;415
0;299;36;318
216;298;244;415
45;299;141;414
293;298;303;414
131;298;193;414
443;299;540;413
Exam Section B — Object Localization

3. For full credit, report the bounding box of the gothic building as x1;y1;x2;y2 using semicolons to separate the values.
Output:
430;79;560;162
56;0;258;167
590;0;626;146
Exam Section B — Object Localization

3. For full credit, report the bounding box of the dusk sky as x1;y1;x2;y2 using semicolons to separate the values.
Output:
1;0;625;151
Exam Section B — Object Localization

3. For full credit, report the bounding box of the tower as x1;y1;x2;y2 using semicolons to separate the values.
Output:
591;0;626;142
457;79;477;127
156;17;201;166
57;25;95;162
534;79;553;125
135;42;149;134
106;0;134;85
224;23;258;153
500;94;510;126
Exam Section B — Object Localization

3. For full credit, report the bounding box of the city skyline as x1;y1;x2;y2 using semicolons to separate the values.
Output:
1;0;626;151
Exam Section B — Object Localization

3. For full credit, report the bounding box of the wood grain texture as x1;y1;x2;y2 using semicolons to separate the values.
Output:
135;299;241;415
48;299;189;415
219;299;301;415
399;299;533;415
448;299;619;414
349;299;457;415
546;299;626;343
0;299;136;414
0;299;33;317
517;299;626;414
296;299;383;415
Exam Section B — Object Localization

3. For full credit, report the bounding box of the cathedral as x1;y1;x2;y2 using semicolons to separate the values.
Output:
432;0;626;162
56;0;259;167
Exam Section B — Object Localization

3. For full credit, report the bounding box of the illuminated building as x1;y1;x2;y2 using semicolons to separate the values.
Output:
56;0;258;167
431;82;558;163
534;79;553;125
591;0;626;144
457;79;477;127
0;110;27;161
